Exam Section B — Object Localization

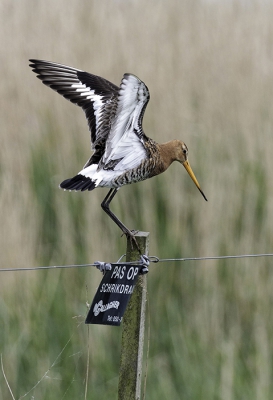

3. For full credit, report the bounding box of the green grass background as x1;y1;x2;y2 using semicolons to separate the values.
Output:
1;0;273;398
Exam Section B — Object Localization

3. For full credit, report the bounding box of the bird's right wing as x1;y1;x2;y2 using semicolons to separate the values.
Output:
101;73;150;171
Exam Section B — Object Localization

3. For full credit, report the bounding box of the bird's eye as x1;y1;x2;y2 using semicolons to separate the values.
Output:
183;148;187;154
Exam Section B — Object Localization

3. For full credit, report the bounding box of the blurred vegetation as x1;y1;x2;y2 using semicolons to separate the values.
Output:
1;0;273;398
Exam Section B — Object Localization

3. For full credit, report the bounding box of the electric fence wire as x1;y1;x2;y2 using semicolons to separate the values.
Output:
0;253;273;272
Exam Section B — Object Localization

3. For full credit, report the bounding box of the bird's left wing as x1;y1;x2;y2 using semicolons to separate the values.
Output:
29;60;119;154
101;73;150;171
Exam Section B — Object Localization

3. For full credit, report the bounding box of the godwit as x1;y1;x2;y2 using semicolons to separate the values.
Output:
29;60;207;242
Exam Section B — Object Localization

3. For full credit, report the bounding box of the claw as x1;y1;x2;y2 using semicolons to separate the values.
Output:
126;230;141;253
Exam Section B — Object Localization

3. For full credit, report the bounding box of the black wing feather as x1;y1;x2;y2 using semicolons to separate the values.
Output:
29;59;119;162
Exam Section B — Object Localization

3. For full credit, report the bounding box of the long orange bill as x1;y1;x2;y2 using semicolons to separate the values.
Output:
182;160;208;201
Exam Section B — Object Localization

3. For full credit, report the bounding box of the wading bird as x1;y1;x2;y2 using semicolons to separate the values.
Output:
29;60;207;243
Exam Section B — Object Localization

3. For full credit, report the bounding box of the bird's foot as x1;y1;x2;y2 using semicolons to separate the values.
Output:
129;229;139;235
120;229;139;238
121;229;141;253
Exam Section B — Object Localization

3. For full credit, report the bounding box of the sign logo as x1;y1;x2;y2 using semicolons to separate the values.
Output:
93;300;120;316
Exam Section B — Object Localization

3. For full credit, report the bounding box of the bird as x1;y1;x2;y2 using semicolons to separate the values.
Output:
29;59;207;244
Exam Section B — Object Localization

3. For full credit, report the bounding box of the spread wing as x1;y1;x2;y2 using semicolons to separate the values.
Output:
99;73;151;172
29;59;119;163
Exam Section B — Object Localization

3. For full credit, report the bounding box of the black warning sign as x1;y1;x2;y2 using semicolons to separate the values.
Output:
85;264;142;326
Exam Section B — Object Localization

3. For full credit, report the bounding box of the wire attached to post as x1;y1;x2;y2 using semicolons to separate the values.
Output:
1;253;273;273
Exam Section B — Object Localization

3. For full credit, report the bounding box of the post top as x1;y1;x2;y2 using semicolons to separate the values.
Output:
134;231;150;238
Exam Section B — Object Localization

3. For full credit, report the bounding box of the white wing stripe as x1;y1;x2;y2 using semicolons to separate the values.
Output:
77;88;93;93
71;83;104;107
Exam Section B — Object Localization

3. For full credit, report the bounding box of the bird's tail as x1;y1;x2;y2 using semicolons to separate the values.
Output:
60;174;96;191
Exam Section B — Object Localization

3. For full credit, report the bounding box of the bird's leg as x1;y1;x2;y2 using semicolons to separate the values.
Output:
101;188;140;252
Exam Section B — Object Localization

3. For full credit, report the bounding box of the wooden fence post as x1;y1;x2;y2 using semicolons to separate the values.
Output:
118;231;149;400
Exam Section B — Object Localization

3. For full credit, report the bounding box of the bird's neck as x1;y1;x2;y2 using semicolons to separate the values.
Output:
146;139;178;178
157;141;177;171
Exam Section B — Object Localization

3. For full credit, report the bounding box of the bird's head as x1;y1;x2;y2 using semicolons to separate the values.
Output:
175;140;207;201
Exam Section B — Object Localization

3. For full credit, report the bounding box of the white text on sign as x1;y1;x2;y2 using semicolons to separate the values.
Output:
111;266;138;280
